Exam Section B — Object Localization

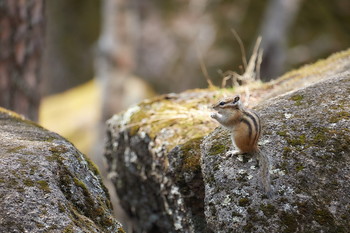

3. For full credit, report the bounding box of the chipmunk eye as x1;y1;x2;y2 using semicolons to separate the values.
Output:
219;101;225;106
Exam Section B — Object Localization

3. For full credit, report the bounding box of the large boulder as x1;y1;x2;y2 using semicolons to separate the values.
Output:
0;109;123;233
105;91;223;233
105;49;350;232
202;71;350;232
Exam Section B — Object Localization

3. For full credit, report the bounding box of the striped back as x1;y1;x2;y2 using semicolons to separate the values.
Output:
242;110;261;148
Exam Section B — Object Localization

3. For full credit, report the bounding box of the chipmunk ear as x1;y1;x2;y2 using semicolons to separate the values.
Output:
233;95;240;103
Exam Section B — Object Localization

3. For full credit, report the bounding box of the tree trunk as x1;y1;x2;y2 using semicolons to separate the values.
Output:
259;0;302;81
0;0;45;121
95;1;140;231
41;0;100;95
96;0;141;121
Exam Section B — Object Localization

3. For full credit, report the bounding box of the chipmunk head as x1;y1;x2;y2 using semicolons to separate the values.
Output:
212;95;242;113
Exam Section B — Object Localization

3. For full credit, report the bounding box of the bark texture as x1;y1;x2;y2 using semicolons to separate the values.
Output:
0;0;45;121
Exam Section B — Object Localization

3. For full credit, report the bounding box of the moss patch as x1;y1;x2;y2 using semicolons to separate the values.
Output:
82;153;100;176
329;111;350;123
295;163;305;172
37;180;51;193
286;134;306;147
123;90;233;153
280;212;299;233
260;204;276;217
314;208;334;226
238;198;250;207
23;179;35;187
7;145;26;153
49;145;69;154
290;94;304;106
180;137;203;172
209;144;227;155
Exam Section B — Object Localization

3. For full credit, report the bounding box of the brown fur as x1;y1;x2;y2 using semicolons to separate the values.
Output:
211;95;272;197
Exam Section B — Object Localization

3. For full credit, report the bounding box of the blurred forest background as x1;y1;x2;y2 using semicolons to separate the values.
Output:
1;0;349;229
41;0;349;156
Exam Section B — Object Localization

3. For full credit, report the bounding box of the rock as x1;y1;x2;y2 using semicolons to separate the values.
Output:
105;91;224;233
202;71;350;232
105;49;350;233
0;109;124;233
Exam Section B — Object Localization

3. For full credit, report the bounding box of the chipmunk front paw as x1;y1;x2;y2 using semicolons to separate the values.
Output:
224;150;241;157
210;112;218;119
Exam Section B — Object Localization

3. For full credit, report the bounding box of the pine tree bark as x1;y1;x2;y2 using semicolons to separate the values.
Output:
0;0;45;121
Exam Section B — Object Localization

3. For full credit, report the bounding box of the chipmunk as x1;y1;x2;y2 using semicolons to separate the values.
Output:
211;95;272;197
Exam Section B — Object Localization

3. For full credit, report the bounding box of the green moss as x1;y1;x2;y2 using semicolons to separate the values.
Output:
29;165;38;176
180;137;203;172
0;178;4;183
23;179;35;187
283;147;292;157
125;93;224;153
118;227;126;233
44;137;56;143
310;127;349;155
287;134;306;147
295;163;305;172
7;145;26;153
101;216;114;227
49;145;69;154
71;177;114;228
47;225;58;231
82;154;100;176
17;158;27;166
278;161;289;174
312;132;327;147
290;94;304;106
260;204;276;217
129;109;148;136
280;212;299;233
314;209;334;226
209;144;226;155
37;180;51;193
243;222;254;232
329;111;350;123
58;203;66;213
36;223;45;228
73;178;88;192
8;178;19;187
63;225;74;233
17;187;25;192
94;206;104;216
46;145;69;163
238;198;250;207
277;131;287;137
45;154;58;162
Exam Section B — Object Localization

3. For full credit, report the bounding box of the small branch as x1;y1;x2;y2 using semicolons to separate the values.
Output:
195;43;214;88
231;28;247;70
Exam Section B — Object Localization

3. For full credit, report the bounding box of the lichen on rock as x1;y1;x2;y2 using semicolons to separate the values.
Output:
201;71;350;232
0;108;123;233
105;90;233;233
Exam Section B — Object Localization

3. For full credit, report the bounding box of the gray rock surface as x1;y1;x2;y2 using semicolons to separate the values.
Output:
105;49;350;233
0;110;123;233
105;91;219;233
202;71;350;232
